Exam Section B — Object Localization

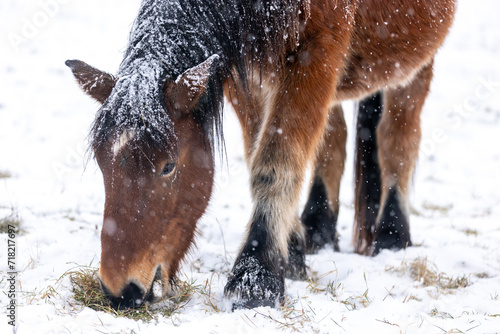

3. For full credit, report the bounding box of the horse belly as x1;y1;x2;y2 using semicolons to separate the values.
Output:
335;0;456;101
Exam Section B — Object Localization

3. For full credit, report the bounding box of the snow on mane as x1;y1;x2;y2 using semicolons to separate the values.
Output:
89;0;309;153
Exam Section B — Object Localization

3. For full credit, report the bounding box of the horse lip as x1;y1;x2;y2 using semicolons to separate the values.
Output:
98;264;165;307
99;276;148;310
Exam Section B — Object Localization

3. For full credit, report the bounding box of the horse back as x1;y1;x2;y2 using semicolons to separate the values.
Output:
307;0;456;100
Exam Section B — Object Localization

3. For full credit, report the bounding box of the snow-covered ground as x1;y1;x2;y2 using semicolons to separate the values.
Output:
1;1;499;333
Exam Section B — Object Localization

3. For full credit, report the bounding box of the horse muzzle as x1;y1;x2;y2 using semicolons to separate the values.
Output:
99;265;165;309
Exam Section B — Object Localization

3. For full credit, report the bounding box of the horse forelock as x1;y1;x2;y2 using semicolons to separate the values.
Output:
89;70;177;156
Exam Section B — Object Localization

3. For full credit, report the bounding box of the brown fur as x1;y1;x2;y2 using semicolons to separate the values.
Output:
68;0;456;308
65;60;116;104
378;61;434;203
314;105;348;216
337;0;455;101
230;0;454;257
68;63;216;301
352;61;435;255
97;110;214;297
231;1;356;261
224;74;264;161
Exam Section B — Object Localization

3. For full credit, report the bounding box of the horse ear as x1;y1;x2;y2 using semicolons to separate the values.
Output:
166;54;220;114
65;59;116;104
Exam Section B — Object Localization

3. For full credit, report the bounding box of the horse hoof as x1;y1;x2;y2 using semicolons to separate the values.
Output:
285;251;308;280
305;228;340;254
301;206;340;253
224;257;284;310
301;177;340;254
372;230;412;256
285;233;308;280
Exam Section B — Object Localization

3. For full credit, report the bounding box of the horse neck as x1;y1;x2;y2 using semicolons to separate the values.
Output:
118;0;307;81
119;0;230;81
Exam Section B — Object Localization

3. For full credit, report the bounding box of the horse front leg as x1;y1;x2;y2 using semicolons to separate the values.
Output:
225;76;310;281
224;75;264;162
224;44;345;309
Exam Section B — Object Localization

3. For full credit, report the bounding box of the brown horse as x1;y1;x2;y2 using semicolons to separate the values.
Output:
67;0;455;309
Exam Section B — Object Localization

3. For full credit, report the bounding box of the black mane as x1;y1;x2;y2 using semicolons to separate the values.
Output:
90;0;308;153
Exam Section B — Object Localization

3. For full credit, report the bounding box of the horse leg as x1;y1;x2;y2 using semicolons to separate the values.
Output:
353;92;384;255
224;76;263;162
372;61;434;255
301;104;347;253
224;42;348;309
225;78;310;280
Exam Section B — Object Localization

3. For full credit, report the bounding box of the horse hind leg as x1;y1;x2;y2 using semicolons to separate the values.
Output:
373;61;434;255
354;61;434;256
301;104;347;253
353;92;384;255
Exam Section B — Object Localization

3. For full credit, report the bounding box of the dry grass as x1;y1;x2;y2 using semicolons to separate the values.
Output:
306;268;372;311
0;210;24;235
198;273;222;314
461;228;478;236
68;266;220;322
422;202;453;214
0;170;12;179
247;297;315;332
338;278;371;311
429;308;454;319
386;257;471;292
306;269;338;295
306;265;340;297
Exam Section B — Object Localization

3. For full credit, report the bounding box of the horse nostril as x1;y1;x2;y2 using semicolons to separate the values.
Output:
101;281;146;310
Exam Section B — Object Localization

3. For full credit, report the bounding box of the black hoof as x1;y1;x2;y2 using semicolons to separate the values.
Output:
224;257;284;310
372;229;412;256
285;233;308;280
304;223;339;254
301;177;340;253
302;208;339;253
372;189;412;256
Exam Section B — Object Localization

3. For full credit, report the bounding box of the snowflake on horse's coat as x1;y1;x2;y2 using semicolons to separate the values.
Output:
67;0;456;309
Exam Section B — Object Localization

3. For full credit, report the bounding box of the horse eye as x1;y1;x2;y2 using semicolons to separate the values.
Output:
161;162;176;176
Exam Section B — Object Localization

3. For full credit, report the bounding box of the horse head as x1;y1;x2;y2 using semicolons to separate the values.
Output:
66;57;217;308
